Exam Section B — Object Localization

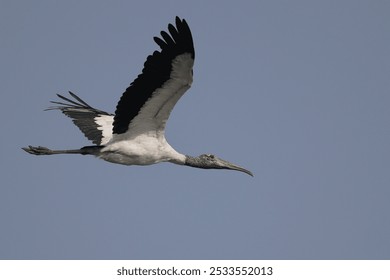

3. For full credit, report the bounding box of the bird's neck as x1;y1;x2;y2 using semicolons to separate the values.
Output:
184;155;205;169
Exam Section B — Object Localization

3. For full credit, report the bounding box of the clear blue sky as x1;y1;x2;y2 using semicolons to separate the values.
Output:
1;0;389;259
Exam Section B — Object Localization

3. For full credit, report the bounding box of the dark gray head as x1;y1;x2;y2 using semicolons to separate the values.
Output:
185;154;253;176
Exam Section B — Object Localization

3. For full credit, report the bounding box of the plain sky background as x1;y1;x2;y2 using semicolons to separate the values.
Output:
1;0;389;259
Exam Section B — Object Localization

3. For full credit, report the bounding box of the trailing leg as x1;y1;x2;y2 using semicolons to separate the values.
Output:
22;145;103;156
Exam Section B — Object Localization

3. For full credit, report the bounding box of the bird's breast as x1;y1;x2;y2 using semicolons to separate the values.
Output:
99;135;183;166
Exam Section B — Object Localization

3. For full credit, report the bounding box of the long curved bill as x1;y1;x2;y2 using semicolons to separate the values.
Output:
217;158;254;177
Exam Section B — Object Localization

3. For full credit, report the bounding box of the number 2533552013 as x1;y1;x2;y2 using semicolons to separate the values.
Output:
209;266;273;276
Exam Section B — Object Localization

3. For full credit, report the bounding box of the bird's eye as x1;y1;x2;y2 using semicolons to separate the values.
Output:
208;154;215;159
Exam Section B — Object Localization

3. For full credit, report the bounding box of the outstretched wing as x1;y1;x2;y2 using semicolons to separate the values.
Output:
48;92;114;145
112;16;195;141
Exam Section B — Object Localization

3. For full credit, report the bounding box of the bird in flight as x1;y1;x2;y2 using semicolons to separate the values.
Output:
23;17;253;176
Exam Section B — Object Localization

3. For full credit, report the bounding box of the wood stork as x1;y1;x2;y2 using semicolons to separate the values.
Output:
23;17;253;176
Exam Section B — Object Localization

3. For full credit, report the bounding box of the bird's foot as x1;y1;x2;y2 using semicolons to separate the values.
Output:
22;146;54;155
